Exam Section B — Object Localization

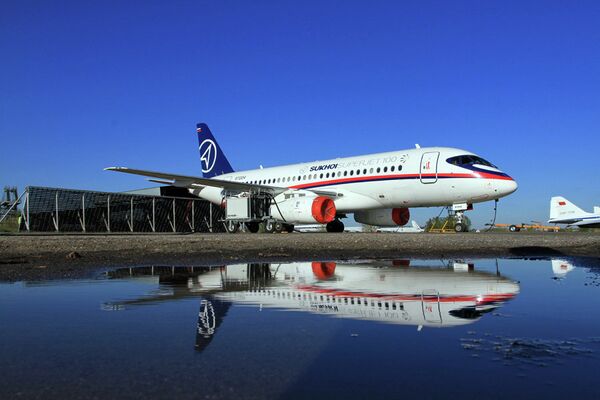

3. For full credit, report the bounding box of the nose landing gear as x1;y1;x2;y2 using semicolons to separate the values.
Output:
454;211;466;233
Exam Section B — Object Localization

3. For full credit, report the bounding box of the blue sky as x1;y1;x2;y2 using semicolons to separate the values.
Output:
1;1;599;227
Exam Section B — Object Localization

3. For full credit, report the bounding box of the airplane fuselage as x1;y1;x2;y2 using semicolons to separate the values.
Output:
192;146;517;213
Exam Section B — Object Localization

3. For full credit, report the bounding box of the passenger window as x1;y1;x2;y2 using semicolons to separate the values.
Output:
344;171;348;176
320;173;323;179
363;169;367;174
384;167;388;173
356;170;360;175
398;165;402;171
391;166;395;172
326;173;330;178
350;170;354;176
370;168;374;174
377;167;381;173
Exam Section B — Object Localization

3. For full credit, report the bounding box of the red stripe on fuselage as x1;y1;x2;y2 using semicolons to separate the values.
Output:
288;172;513;190
295;285;515;304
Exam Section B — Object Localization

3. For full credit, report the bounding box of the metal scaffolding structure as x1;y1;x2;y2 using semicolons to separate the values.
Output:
9;186;225;233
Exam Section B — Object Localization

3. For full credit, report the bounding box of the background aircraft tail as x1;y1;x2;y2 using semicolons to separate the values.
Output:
196;123;234;178
550;196;586;220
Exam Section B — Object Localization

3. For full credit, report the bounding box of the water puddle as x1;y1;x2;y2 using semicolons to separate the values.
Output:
1;257;600;399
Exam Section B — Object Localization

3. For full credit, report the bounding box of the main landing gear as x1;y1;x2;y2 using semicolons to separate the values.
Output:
326;219;345;233
230;219;343;234
251;220;294;234
264;220;283;233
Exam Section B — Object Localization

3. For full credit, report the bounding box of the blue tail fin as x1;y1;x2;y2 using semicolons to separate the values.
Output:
196;123;234;178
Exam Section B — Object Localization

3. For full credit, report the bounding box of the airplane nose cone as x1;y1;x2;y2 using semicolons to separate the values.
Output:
501;178;518;196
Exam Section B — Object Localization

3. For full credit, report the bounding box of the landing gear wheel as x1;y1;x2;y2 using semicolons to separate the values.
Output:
225;221;240;234
454;223;465;233
274;222;283;233
284;224;294;233
245;222;260;233
264;220;276;233
326;219;345;233
509;225;520;232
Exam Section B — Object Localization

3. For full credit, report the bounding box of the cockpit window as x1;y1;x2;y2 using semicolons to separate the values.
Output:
447;155;497;168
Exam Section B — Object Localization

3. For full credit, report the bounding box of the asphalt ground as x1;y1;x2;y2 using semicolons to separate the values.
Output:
1;231;599;281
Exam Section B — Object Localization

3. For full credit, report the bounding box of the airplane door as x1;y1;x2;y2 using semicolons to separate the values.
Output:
421;290;442;323
420;152;439;184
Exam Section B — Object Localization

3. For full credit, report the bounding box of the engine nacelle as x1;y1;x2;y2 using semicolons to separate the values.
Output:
190;186;224;205
271;196;336;225
354;208;410;227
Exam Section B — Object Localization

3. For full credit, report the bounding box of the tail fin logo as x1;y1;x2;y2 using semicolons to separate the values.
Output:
199;139;217;173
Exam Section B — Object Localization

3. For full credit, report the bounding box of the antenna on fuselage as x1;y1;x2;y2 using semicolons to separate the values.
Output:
415;144;421;149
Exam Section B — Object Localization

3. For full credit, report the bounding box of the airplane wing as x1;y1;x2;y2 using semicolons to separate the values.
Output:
105;167;287;195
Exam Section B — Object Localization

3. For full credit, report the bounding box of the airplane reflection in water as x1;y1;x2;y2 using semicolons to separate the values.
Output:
106;260;520;348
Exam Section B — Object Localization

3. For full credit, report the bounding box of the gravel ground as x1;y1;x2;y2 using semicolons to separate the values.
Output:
1;231;599;281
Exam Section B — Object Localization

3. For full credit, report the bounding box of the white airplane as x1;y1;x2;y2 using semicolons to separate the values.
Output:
106;122;517;233
548;196;600;228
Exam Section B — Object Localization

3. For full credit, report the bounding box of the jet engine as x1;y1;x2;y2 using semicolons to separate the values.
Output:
354;207;410;227
271;196;336;225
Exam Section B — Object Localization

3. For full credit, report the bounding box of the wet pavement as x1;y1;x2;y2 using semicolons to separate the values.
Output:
1;257;600;399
